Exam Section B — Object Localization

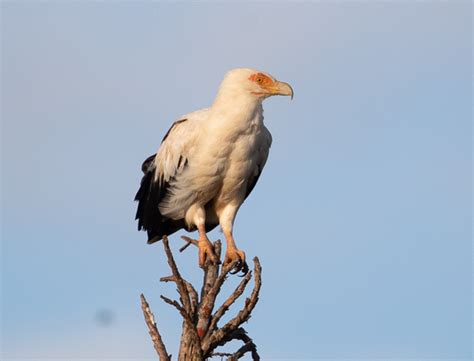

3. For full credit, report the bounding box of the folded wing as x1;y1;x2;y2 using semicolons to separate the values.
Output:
135;109;208;243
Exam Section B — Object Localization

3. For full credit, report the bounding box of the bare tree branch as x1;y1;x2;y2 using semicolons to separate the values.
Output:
141;237;263;360
140;294;171;361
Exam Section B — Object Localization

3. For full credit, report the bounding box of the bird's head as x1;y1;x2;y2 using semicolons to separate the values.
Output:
216;68;294;103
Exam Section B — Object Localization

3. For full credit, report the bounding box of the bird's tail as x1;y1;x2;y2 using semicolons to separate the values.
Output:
134;157;186;243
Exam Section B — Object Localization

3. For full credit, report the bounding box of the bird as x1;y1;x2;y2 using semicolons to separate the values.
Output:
135;68;293;273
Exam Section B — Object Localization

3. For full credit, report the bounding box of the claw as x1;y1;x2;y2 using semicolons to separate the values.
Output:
224;248;248;275
229;260;249;276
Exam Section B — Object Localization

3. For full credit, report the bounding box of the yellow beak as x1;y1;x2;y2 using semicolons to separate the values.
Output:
273;81;294;99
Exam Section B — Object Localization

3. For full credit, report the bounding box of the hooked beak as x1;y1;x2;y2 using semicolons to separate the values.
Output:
273;81;294;99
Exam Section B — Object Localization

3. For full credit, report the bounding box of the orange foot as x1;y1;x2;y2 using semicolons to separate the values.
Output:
198;237;219;268
224;246;248;275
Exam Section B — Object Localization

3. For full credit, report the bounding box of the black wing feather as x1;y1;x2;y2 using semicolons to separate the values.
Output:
244;165;263;200
134;120;189;243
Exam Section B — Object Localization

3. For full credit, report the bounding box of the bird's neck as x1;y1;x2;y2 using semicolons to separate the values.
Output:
210;90;263;127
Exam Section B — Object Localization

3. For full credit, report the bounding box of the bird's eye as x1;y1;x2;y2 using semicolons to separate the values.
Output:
256;77;263;83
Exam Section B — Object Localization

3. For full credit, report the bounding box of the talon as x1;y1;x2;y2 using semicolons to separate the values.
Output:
240;261;249;276
229;260;249;276
224;247;247;274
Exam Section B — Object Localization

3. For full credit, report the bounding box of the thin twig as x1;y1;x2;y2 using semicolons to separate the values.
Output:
160;275;198;317
180;235;199;252
140;294;170;361
162;236;192;314
160;294;196;331
160;294;185;313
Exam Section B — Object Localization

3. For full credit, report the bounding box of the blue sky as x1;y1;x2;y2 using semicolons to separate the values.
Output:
1;1;472;360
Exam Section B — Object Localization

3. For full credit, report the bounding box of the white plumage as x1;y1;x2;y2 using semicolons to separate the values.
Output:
135;68;293;272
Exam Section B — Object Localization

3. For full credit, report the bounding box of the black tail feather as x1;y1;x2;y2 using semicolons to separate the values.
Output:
134;155;185;242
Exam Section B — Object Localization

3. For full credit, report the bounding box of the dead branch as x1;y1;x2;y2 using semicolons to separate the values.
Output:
140;235;262;360
140;294;171;361
201;258;262;355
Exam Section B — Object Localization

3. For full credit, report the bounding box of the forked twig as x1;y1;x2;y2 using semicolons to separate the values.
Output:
162;236;192;313
179;235;199;252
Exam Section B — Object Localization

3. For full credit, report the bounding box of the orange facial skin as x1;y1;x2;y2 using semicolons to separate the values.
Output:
249;72;274;86
249;73;275;96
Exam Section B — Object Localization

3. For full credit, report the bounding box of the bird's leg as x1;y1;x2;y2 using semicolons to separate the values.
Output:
197;224;219;268
219;205;248;274
223;230;248;274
